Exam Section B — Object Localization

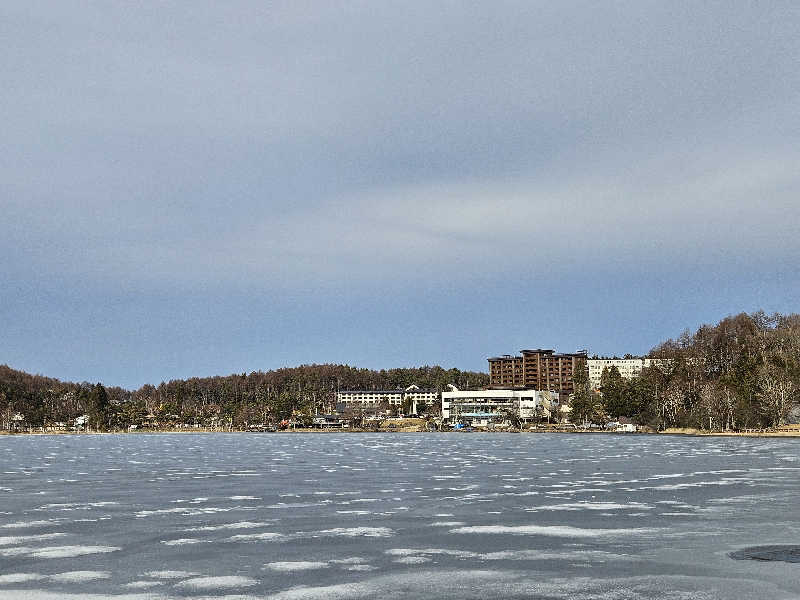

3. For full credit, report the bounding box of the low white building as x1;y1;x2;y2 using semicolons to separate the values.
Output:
402;384;439;412
336;384;438;412
515;390;559;422
442;387;559;426
4;412;26;432
337;389;402;407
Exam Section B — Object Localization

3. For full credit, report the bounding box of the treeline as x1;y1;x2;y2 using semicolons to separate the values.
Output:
0;363;488;430
571;311;800;430
4;311;798;433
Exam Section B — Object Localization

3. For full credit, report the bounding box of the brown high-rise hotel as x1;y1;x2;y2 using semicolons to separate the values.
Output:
488;349;587;396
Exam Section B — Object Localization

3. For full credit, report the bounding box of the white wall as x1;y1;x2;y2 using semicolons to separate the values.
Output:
442;389;558;422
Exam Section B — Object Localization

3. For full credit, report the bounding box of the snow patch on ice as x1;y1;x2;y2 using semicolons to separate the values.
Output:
26;545;120;559
0;520;60;529
226;532;284;542
123;581;163;589
315;527;393;538
265;561;330;572
49;571;111;583
450;525;657;538
0;573;46;584
393;556;431;564
161;538;209;546
174;575;258;589
144;570;197;579
0;533;67;546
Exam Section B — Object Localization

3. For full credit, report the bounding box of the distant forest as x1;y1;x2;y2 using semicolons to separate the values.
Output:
0;363;488;430
572;311;800;430
2;311;799;432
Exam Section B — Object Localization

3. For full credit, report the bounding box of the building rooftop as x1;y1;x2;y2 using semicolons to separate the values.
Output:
338;388;437;394
488;349;587;359
338;389;405;394
461;412;502;418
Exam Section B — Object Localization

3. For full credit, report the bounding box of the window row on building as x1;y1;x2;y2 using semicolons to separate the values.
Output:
488;349;587;395
586;357;673;389
336;384;439;408
489;348;674;393
442;386;560;427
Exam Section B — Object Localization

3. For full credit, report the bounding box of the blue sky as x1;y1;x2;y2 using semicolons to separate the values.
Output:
2;2;799;389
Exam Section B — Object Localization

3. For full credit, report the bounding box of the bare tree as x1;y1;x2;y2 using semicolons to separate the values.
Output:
758;363;796;427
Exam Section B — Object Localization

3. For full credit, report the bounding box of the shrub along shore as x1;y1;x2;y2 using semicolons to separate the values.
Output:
3;426;800;437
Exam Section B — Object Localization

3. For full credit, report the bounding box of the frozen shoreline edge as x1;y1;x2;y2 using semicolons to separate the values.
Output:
2;429;800;438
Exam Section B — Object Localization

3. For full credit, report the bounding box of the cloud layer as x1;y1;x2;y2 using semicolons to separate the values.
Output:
2;2;799;386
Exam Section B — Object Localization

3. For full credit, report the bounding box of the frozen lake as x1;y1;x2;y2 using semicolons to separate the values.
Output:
1;432;800;599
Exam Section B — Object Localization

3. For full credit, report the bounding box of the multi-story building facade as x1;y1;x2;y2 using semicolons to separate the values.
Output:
587;358;646;389
402;384;440;412
487;355;525;387
336;389;403;407
587;357;673;389
336;384;438;412
488;349;587;396
441;386;559;426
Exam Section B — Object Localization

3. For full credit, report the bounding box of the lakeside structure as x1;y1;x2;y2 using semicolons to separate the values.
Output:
336;384;438;413
442;386;559;427
587;358;647;388
488;349;587;396
0;349;691;434
488;349;674;394
587;357;675;389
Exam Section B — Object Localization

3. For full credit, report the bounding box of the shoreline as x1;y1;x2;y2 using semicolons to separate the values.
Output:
2;428;800;438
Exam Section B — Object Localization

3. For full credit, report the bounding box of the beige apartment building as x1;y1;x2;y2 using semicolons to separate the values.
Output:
587;357;673;389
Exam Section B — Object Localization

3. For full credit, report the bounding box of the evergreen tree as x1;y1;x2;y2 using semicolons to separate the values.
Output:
600;366;627;418
569;363;603;426
87;383;109;431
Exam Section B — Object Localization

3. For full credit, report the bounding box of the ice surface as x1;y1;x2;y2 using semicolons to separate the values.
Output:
2;432;800;599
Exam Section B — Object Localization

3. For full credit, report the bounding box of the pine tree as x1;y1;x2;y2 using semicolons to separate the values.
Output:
88;383;109;431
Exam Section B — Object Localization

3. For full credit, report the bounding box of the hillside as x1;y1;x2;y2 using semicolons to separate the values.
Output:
0;363;488;430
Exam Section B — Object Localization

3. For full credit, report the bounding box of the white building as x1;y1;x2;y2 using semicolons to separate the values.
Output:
402;384;439;411
588;358;646;389
336;384;438;412
587;358;672;389
441;386;559;427
337;389;402;407
515;390;559;422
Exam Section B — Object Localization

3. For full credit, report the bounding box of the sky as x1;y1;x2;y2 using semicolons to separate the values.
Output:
2;2;799;390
